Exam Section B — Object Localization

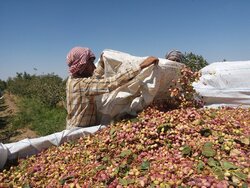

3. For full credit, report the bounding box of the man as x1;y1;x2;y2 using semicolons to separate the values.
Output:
66;46;158;129
165;50;184;63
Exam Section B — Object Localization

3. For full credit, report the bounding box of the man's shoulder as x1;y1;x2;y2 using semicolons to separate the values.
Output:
67;76;88;82
67;76;96;87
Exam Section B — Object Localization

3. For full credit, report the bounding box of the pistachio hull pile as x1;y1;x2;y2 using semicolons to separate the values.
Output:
0;106;249;187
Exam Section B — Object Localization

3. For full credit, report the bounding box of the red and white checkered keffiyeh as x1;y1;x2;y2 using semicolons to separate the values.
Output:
66;47;96;76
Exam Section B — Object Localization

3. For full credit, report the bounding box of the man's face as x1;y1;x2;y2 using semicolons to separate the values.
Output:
86;61;96;76
78;58;96;77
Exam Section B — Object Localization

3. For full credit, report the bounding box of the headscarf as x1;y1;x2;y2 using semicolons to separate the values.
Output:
165;50;184;63
66;47;96;76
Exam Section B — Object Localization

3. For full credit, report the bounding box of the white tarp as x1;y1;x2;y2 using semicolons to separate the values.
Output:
95;49;184;124
0;50;183;169
193;60;250;107
0;126;103;169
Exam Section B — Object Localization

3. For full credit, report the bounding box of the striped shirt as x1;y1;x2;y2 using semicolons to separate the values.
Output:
66;66;140;128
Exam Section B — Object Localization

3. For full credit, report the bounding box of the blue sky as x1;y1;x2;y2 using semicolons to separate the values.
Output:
1;0;250;80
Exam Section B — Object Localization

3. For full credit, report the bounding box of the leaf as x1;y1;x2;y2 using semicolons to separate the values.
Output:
199;128;212;137
119;178;135;186
120;141;125;147
110;128;116;139
150;183;156;188
193;119;204;125
100;146;108;152
202;148;216;157
201;142;216;157
131;118;139;123
59;176;74;185
141;160;150;170
218;136;224;144
204;142;213;147
114;157;121;162
127;155;135;164
197;161;204;173
22;184;31;188
59;179;66;185
96;165;106;171
181;145;192;156
113;167;119;175
127;178;135;184
157;123;172;133
102;156;110;162
110;127;116;135
232;171;247;180
210;111;217;118
242;183;248;188
132;154;138;159
120;149;132;157
120;161;127;169
119;178;128;186
212;167;224;180
221;161;238;170
207;158;219;167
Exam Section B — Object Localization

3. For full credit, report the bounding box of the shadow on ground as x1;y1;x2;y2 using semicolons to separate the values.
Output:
0;99;19;143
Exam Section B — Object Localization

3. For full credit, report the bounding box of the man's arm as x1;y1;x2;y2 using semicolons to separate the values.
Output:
77;66;140;96
92;53;105;79
76;56;159;96
92;64;104;79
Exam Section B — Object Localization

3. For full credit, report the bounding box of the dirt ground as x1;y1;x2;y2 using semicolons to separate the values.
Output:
0;93;37;143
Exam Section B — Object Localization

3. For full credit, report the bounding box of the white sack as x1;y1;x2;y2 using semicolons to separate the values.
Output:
0;125;103;169
193;60;250;107
95;49;184;124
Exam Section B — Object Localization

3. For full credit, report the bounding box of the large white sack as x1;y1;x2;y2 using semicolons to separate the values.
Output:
95;49;184;124
193;60;250;107
0;143;8;170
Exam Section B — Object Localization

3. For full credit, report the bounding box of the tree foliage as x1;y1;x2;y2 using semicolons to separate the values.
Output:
6;72;66;107
0;79;7;92
183;52;208;72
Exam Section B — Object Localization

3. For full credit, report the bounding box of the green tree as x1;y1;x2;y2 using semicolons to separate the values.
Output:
31;74;66;107
6;72;34;97
183;52;208;72
6;72;66;107
0;79;7;92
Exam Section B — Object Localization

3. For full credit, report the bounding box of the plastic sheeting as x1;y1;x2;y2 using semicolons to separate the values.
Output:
95;49;184;124
193;60;250;107
0;125;104;169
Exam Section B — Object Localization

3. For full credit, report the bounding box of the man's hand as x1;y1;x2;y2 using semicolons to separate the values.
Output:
140;56;159;69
